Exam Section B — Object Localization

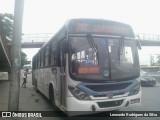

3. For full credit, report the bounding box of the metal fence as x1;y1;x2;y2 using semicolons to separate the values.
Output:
22;33;53;43
136;33;160;41
22;33;160;43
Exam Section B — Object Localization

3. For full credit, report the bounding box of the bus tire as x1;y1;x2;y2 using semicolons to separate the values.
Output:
49;85;58;111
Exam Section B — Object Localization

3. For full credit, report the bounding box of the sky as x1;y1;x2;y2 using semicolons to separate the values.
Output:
1;0;160;64
22;0;160;35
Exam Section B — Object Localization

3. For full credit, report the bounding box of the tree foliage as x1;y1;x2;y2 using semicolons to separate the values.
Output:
0;13;30;67
0;13;13;39
21;51;31;68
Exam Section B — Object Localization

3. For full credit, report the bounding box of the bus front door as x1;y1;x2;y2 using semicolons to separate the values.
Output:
59;41;66;109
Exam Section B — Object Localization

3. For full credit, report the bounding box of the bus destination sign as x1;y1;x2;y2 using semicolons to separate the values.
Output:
69;21;133;37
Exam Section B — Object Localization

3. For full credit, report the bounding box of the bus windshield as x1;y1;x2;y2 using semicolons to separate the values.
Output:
69;36;139;81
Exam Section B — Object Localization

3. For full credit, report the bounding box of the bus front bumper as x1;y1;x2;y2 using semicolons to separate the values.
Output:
66;92;141;116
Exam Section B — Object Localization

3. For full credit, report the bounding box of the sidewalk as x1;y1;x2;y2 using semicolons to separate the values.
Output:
19;74;53;111
0;74;63;120
0;80;10;111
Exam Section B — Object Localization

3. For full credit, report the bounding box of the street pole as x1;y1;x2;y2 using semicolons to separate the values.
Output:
8;0;24;111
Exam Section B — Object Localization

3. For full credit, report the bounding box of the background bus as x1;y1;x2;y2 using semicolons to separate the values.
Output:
32;19;141;116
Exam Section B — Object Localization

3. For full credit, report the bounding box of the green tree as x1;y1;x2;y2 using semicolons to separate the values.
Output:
0;13;30;67
0;13;13;39
21;51;31;68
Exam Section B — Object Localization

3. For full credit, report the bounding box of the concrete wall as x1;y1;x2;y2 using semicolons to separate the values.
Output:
0;72;8;80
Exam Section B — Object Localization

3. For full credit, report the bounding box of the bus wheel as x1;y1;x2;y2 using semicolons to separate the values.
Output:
49;86;58;111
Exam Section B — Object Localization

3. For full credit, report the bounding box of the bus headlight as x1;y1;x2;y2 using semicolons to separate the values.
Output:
128;83;140;96
68;86;91;100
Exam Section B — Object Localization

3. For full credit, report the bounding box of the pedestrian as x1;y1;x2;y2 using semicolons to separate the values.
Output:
22;69;28;88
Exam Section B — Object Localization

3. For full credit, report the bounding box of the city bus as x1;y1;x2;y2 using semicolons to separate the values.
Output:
32;19;141;116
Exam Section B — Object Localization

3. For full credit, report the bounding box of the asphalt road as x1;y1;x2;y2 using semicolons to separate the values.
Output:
0;73;160;120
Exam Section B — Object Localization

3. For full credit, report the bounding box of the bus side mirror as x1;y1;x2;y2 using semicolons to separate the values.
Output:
62;40;69;53
135;35;142;50
136;40;142;50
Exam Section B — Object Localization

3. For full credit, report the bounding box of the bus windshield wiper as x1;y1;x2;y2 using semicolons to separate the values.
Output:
87;34;99;65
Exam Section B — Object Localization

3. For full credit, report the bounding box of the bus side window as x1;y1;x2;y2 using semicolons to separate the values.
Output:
40;50;45;67
61;40;67;67
38;53;41;68
36;56;38;69
51;41;57;66
45;45;51;67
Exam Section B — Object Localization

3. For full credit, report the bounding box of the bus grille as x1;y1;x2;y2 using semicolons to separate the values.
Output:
93;92;125;97
85;82;131;92
97;99;124;108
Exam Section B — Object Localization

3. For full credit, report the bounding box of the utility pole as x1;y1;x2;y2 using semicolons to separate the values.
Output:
8;0;24;111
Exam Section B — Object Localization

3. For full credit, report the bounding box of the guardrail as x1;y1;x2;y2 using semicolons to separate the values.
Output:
136;33;160;41
22;33;53;43
22;33;160;43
